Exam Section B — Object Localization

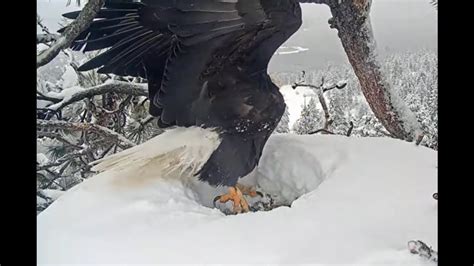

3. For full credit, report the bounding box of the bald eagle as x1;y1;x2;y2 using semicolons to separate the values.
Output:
63;0;302;213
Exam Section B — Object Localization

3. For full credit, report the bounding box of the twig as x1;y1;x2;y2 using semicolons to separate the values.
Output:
308;129;335;135
37;14;51;34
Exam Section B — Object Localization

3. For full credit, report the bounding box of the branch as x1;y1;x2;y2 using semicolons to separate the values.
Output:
292;83;319;90
46;81;148;111
36;0;105;68
293;80;348;131
37;33;61;44
346;121;354;136
37;131;83;149
322;81;347;92
37;119;135;149
315;88;331;130
308;129;335;135
37;90;61;103
415;133;425;146
37;14;51;34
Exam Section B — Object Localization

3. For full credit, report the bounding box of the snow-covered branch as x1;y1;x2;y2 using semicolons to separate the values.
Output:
408;240;438;262
37;33;61;44
45;81;148;111
37;90;62;103
36;0;105;68
37;119;135;149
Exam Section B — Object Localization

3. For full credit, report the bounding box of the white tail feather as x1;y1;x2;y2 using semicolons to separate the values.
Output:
90;127;221;183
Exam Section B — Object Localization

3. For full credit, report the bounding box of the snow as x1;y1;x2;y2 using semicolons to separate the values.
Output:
41;189;65;200
38;127;437;265
279;85;316;130
60;64;78;88
37;153;50;165
46;85;83;110
362;16;421;140
337;79;348;87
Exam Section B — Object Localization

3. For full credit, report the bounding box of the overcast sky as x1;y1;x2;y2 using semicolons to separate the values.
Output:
37;0;437;72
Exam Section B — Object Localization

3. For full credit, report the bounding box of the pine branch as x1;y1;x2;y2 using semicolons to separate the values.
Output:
37;0;105;68
46;82;148;111
37;120;136;149
37;131;83;149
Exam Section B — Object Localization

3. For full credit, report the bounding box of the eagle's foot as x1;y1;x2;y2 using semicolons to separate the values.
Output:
213;186;250;214
236;183;264;198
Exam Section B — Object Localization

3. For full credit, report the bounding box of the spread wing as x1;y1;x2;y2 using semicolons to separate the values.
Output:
62;0;268;126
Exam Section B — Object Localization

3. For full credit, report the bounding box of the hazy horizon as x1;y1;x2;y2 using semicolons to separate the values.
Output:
37;0;437;72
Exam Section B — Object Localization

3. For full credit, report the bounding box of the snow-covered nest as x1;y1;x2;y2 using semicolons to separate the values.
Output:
38;128;437;265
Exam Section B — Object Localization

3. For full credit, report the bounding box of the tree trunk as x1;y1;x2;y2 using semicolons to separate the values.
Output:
322;0;421;141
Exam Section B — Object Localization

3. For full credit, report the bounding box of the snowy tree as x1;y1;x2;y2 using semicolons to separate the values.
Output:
289;50;437;148
37;23;164;212
303;0;422;142
275;106;290;133
293;97;323;134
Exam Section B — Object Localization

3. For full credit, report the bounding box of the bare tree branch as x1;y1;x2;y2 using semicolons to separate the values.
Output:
37;119;136;149
37;0;105;68
46;82;148;111
346;121;354;136
293;78;348;132
308;129;335;135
